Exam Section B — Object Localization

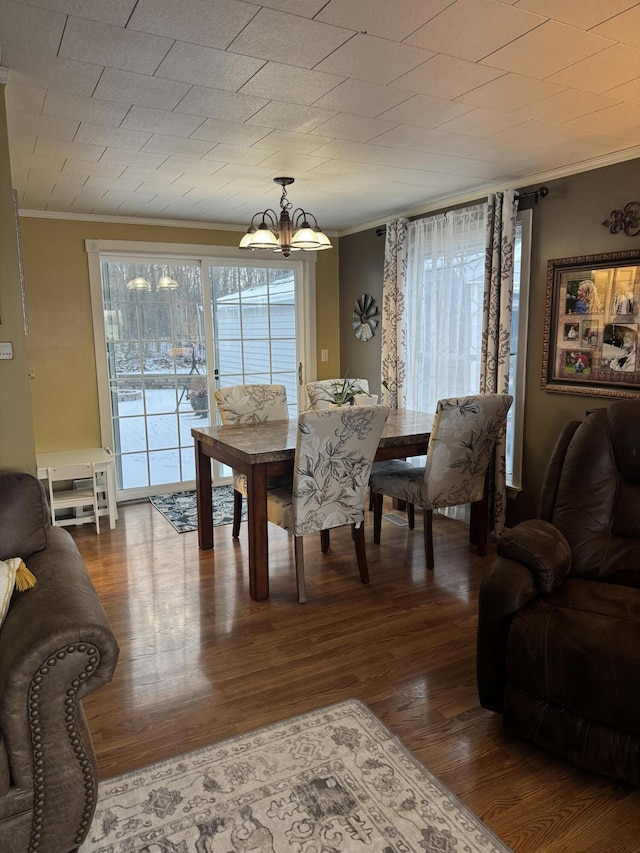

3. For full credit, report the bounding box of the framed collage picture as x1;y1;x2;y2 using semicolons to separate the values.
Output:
542;250;640;397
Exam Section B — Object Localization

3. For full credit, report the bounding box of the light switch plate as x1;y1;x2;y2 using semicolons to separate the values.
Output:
0;342;13;360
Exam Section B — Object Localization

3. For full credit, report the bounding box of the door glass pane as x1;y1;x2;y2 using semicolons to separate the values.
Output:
101;259;209;495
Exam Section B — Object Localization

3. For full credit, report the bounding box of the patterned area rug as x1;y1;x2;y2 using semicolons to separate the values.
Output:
149;485;247;533
80;699;512;853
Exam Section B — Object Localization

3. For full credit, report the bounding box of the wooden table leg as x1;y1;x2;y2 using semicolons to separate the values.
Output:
195;439;213;550
247;463;269;600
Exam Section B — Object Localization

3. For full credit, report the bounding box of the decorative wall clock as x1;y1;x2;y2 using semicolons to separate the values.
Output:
353;293;379;341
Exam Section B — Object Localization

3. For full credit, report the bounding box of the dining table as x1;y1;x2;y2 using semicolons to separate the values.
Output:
192;408;434;601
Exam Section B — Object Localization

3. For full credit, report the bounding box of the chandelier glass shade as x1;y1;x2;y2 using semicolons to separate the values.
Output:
239;177;332;259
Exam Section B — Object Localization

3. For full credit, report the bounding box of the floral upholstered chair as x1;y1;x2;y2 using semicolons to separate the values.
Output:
371;394;512;570
266;405;389;602
213;384;289;538
305;378;370;409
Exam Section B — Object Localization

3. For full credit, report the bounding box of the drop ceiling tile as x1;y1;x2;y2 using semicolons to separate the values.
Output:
253;151;330;173
191;118;270;147
15;0;138;27
43;90;129;126
21;188;57;207
0;1;66;54
238;62;344;106
76;123;151;150
59;17;173;75
121;166;182;183
452;159;519;179
26;169;57;191
313;80;412;119
483;21;614;79
7;110;79;140
311;113;397;142
607;78;640;107
100;187;158;205
511;89;621;122
141;135;215;158
99;147;168;168
362;165;471;190
94;69;191;110
252;129;333;154
515;0;638;30
419;133;496;157
316;0;450;41
5;46;103;96
35;137;106;160
308;159;378;176
206;163;278;184
547;45;640;95
370;124;453;152
7;133;36;155
229;8;352;69
120;106;205;137
405;0;543;62
569;103;640;134
377;93;473;128
306;139;386;161
592;5;640;49
243;0;329;15
393;55;505;100
62;159;126;178
488;118;607;147
315;33;435;85
156;156;222;175
364;147;466;172
456;73;566;111
10;151;66;172
84;174;146;192
127;0;257;49
203;145;274;166
155;42;264;90
472;140;550;165
173;86;267;122
436;107;528;137
5;82;46;115
247;102;337;134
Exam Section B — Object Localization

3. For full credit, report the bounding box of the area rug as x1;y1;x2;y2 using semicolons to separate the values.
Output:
80;699;512;853
149;485;247;533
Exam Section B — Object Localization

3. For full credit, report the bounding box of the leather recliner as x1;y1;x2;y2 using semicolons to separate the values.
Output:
0;472;119;852
477;400;640;784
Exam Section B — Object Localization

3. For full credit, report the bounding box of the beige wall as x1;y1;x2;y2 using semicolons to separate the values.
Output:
0;83;36;472
338;157;640;522
19;216;339;452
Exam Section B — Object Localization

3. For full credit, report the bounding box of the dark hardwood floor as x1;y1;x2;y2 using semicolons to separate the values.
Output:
72;499;640;853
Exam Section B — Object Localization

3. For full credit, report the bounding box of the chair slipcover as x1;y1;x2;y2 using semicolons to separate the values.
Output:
213;384;288;535
267;405;390;601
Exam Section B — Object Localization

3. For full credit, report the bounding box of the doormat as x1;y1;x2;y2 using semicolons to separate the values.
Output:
80;698;512;852
149;485;246;533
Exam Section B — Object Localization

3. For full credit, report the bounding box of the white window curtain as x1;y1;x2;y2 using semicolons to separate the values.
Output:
404;203;487;411
381;200;517;533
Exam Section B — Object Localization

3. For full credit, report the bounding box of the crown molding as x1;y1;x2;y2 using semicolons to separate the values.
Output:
18;208;244;231
337;144;640;238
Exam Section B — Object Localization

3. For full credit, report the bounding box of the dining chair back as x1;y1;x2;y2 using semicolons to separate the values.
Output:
47;462;101;533
371;393;512;569
266;404;390;602
213;384;288;538
305;378;369;409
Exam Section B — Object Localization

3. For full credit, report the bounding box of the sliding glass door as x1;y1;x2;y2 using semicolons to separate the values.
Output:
91;244;314;502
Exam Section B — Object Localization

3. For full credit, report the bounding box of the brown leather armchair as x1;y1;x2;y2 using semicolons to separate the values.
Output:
477;400;640;784
0;472;119;852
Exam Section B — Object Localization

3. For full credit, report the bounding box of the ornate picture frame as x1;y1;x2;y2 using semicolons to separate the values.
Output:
542;250;640;398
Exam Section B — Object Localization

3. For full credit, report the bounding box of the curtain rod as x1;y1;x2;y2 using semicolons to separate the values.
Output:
375;186;549;236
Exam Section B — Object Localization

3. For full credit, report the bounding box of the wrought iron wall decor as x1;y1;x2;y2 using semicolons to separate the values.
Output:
353;294;378;341
603;202;640;237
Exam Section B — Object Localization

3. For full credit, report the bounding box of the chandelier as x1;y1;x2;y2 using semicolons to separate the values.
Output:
239;177;332;259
